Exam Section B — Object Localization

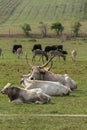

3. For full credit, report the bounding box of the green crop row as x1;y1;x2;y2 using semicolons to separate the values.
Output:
0;0;86;25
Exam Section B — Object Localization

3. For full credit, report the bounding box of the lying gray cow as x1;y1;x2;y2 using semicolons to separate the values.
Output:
1;83;51;104
20;77;71;96
25;55;77;91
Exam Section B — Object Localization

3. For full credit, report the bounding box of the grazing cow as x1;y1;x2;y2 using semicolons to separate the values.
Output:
20;78;71;96
32;49;48;63
71;50;77;61
59;50;68;55
32;44;42;52
1;83;51;104
0;48;2;56
44;45;57;53
50;50;66;61
44;45;63;53
17;48;23;59
24;55;77;91
12;44;22;53
57;45;63;51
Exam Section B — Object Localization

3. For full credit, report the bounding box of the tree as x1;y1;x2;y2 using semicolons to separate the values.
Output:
39;22;48;37
72;21;81;37
51;22;64;36
22;23;31;37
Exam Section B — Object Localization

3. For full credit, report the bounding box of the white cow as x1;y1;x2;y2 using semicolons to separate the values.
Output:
22;73;77;91
20;77;71;96
71;50;77;61
17;48;23;59
1;83;51;104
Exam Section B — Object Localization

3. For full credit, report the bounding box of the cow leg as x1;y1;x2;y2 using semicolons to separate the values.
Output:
39;56;42;61
57;56;60;61
11;99;23;103
32;55;35;61
36;92;51;104
17;54;20;59
42;56;44;63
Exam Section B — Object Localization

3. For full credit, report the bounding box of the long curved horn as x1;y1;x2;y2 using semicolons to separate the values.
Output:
25;54;33;68
39;55;54;68
47;60;53;71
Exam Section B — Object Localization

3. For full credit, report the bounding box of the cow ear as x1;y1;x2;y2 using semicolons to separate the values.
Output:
40;69;45;75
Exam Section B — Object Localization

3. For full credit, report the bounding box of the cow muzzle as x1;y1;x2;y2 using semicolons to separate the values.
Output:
1;90;5;94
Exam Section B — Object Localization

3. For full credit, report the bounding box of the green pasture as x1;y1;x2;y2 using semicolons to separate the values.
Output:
0;0;87;35
0;0;87;25
0;116;87;130
0;37;87;129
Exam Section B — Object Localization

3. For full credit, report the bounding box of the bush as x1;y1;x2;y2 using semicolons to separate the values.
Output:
22;23;31;37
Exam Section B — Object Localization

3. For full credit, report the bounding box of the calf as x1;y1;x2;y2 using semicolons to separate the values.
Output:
1;83;51;104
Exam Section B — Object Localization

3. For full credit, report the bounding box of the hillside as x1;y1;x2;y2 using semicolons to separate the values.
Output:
0;0;87;25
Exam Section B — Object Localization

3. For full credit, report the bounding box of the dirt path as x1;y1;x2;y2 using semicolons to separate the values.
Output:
0;114;87;117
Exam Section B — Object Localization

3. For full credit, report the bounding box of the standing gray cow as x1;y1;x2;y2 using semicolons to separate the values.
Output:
32;49;48;63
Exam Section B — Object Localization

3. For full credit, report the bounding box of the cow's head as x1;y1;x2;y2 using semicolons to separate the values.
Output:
64;74;77;91
25;54;54;80
1;83;20;101
29;66;46;80
1;83;12;95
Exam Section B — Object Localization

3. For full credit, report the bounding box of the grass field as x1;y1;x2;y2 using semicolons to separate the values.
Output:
0;37;87;129
0;0;87;35
0;0;87;25
0;0;87;129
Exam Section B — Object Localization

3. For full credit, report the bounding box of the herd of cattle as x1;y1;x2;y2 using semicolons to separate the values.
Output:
0;44;77;61
1;44;77;104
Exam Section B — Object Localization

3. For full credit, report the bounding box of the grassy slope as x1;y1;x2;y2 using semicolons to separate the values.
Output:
0;0;87;25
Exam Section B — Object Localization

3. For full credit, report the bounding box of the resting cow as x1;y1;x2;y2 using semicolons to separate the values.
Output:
20;78;71;96
25;55;77;91
1;83;51;104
